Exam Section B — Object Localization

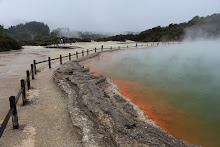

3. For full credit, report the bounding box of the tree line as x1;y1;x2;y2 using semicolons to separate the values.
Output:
1;13;219;51
2;21;108;46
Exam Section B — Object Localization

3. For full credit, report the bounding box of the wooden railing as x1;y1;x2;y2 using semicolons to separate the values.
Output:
0;42;172;138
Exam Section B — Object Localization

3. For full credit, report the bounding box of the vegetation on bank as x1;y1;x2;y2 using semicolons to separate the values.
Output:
97;13;220;42
0;25;21;52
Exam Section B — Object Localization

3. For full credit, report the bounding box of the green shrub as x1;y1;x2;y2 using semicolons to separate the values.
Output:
0;35;21;52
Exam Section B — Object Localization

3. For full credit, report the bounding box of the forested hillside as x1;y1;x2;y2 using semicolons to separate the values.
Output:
5;21;50;41
97;13;220;42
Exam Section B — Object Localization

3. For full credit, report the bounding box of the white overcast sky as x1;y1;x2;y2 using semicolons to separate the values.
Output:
0;0;219;33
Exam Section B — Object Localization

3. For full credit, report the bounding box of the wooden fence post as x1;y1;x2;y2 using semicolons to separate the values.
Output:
9;96;19;129
69;53;71;60
95;48;96;52
21;79;27;105
33;60;36;74
82;50;84;57
26;70;30;90
48;57;51;68
87;49;89;56
31;64;34;80
76;51;78;58
60;55;62;64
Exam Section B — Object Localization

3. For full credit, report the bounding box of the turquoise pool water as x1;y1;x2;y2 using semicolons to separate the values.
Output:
86;40;220;146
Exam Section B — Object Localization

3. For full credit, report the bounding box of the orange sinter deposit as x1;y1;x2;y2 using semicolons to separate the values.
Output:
82;58;194;144
81;52;216;147
111;80;194;145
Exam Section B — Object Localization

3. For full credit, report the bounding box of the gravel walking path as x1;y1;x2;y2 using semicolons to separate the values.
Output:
0;62;83;147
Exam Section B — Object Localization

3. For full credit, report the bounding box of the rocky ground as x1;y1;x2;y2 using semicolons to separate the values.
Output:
53;52;198;147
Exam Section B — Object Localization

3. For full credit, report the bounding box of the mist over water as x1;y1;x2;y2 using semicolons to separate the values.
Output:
90;40;220;146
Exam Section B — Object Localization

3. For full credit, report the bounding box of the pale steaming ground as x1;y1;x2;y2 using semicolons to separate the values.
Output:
92;39;220;146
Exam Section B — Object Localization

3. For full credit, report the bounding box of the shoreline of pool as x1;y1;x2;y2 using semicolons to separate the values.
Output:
53;50;197;146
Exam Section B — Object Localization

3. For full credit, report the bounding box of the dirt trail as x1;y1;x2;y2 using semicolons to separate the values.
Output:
0;61;82;147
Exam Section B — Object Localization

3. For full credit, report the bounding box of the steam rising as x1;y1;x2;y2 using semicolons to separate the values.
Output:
51;28;109;39
184;23;220;41
89;40;220;146
93;39;220;124
53;28;80;38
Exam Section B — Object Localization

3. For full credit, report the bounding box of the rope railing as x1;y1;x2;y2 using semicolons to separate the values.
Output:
0;42;174;138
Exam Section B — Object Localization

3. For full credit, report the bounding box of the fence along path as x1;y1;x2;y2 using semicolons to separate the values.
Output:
0;42;172;138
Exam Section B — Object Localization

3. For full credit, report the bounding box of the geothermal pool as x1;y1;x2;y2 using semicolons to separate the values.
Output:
84;40;220;147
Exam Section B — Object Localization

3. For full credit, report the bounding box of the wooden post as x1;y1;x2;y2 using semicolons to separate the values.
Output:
48;57;51;68
69;53;71;60
31;64;34;80
33;60;36;74
76;51;78;58
136;43;137;48
82;50;84;57
60;55;62;64
87;49;89;56
95;48;96;52
21;79;27;105
26;70;30;90
9;96;19;129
